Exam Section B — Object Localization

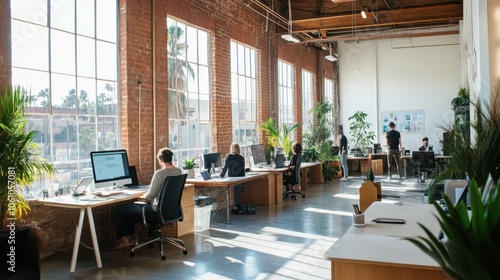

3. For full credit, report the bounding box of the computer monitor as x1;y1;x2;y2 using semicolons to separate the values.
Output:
90;149;132;189
412;151;435;168
251;144;267;168
203;152;222;171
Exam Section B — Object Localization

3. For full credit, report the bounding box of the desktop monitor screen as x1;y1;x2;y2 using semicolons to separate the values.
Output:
90;149;132;189
412;151;435;168
251;144;267;167
203;152;222;170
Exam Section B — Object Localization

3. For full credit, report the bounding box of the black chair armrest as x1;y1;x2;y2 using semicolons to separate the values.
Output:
134;201;149;227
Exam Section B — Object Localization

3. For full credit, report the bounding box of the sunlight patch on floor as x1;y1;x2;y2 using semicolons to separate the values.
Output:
303;207;353;217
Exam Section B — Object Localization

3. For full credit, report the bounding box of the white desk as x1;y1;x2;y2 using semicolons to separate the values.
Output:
324;202;446;280
186;172;267;223
39;187;148;272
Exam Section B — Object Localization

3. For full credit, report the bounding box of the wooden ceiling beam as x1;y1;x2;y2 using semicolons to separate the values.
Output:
291;3;462;32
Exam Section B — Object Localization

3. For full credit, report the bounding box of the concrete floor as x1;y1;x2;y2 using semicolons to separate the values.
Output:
41;175;428;280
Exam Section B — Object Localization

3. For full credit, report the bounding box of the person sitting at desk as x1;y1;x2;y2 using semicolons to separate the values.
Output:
221;143;245;209
112;147;182;250
419;137;433;151
220;143;245;178
284;142;302;191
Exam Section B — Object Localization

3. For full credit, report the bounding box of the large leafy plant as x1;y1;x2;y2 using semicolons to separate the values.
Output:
0;85;56;228
259;117;298;161
406;179;500;280
348;111;376;154
428;92;500;198
303;101;339;181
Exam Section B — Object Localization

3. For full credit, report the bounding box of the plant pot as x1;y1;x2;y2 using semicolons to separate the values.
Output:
185;169;195;178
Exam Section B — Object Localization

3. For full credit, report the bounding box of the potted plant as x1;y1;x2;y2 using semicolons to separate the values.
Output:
427;92;500;200
0;85;56;228
182;158;197;178
348;111;376;156
0;85;55;277
259;117;299;162
405;179;500;279
303;101;340;181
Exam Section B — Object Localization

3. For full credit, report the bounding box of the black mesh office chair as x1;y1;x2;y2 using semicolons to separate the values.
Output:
130;174;188;260
283;155;305;200
412;151;436;182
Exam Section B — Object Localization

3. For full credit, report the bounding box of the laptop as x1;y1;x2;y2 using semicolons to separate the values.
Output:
200;170;211;181
72;177;94;196
275;154;285;168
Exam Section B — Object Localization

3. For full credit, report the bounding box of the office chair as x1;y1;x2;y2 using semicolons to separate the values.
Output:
283;155;305;200
412;151;436;183
130;174;188;260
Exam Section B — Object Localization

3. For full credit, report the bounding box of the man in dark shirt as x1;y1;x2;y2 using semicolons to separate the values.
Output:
386;122;402;179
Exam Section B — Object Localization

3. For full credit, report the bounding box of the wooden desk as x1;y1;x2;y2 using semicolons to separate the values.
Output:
186;172;267;224
347;156;370;174
39;184;195;272
250;167;288;204
324;202;446;280
299;162;322;190
39;188;148;272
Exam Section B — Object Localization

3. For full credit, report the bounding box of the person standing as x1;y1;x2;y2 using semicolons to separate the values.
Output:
386;122;402;179
339;128;349;182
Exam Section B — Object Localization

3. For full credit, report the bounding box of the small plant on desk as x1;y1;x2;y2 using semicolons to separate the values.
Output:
183;158;197;178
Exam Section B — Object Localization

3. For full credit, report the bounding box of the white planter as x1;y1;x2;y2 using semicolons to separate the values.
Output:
185;168;195;178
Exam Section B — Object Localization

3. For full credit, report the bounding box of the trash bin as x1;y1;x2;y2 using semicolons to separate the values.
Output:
194;196;213;232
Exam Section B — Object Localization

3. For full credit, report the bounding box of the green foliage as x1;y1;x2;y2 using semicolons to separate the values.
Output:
0;85;56;227
366;168;374;182
451;86;470;111
348;111;376;153
428;92;500;198
259;117;299;161
406;179;500;280
281;123;300;158
182;158;197;169
303;101;338;181
259;117;280;154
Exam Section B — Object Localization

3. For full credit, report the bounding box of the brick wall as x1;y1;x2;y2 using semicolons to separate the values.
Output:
0;0;337;257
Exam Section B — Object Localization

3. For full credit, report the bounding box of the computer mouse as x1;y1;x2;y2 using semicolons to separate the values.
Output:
245;168;251;172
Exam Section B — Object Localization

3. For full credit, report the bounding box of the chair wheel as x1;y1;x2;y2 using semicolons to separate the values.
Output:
161;255;166;260
130;252;135;257
183;250;188;255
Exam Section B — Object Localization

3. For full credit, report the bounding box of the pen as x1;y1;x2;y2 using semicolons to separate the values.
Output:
352;203;359;214
354;203;362;214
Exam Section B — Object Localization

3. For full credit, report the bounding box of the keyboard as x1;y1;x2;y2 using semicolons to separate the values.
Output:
91;190;125;197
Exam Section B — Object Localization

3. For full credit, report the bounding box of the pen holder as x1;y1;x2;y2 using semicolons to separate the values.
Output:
353;213;365;227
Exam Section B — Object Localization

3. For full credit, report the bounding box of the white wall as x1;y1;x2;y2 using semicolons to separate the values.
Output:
338;35;461;152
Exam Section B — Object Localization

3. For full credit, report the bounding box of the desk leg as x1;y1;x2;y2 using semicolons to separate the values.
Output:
86;207;102;269
226;186;231;224
70;208;85;272
403;158;407;178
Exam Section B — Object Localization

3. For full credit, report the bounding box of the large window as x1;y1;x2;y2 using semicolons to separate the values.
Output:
278;60;294;129
230;41;258;163
324;78;334;139
11;0;119;197
302;70;313;133
167;18;211;166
